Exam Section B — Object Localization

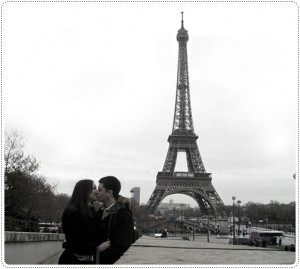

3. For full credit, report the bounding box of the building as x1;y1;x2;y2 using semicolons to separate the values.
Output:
130;187;140;205
158;199;190;210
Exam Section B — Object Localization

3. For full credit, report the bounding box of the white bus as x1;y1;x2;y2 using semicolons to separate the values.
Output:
249;230;284;247
38;222;61;233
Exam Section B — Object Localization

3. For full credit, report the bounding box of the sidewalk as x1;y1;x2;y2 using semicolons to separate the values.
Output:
115;235;296;265
42;235;297;265
40;250;63;264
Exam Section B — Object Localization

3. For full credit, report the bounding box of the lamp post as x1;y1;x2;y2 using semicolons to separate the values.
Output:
207;206;210;243
180;204;184;235
237;200;241;236
192;225;195;241
232;196;236;244
130;189;135;212
173;206;176;237
291;216;295;244
192;208;195;241
130;189;135;229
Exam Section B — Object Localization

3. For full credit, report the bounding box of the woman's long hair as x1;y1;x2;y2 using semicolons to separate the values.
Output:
64;179;94;215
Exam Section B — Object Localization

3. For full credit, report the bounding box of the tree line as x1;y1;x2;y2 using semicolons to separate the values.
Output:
129;199;296;235
139;202;295;225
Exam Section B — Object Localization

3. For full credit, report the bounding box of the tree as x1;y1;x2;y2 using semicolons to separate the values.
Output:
26;175;57;221
4;130;39;191
5;130;57;225
5;130;39;213
4;130;71;231
48;193;70;223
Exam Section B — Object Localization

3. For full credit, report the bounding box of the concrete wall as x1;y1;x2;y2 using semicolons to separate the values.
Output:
5;231;65;264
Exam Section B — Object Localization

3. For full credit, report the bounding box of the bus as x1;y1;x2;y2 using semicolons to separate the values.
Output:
38;222;61;233
249;230;284;247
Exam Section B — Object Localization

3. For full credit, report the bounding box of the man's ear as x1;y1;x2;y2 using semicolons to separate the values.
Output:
108;189;113;197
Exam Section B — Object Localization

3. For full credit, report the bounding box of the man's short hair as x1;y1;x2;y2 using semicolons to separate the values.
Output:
99;176;121;199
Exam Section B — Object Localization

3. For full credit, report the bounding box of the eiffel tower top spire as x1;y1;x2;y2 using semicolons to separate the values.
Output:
172;12;194;135
181;11;184;28
177;12;189;41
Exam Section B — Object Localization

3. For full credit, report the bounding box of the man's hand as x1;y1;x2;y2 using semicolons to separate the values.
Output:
98;240;111;252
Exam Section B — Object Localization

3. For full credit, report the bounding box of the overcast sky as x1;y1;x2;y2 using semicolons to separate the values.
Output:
3;2;297;207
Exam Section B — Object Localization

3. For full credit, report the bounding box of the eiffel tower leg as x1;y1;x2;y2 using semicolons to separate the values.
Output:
146;185;167;215
181;190;213;216
197;199;210;215
207;191;228;217
162;146;178;172
193;188;227;217
186;149;194;172
190;147;206;173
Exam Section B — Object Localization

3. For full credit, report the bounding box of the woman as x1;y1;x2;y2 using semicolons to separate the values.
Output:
58;179;110;264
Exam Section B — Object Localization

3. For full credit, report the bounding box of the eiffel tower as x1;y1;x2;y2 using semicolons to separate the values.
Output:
146;13;227;217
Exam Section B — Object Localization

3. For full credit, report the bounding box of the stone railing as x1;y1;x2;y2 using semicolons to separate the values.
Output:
5;231;65;264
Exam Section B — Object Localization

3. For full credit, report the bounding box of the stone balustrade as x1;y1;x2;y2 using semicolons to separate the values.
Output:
5;231;65;264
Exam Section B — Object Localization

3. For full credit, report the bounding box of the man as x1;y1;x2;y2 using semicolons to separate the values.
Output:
97;176;134;264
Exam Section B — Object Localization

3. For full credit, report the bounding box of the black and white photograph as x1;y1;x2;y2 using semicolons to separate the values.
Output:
2;1;298;266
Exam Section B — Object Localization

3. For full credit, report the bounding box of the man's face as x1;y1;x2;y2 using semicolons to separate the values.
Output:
97;183;111;203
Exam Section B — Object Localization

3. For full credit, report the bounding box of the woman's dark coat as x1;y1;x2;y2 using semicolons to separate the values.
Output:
58;205;100;264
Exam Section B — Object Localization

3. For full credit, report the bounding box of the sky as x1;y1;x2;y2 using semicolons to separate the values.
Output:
2;1;298;207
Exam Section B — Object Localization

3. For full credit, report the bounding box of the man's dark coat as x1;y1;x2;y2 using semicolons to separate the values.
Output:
97;202;134;264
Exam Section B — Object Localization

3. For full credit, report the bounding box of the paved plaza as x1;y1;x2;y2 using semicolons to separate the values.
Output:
115;235;296;265
44;234;297;265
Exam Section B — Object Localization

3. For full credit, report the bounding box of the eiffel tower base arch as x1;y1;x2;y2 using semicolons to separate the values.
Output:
146;172;227;217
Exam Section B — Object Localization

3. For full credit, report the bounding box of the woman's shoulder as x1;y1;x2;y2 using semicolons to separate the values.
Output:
65;204;79;212
63;205;81;218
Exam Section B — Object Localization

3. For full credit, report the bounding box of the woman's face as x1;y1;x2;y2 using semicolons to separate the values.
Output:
88;183;98;203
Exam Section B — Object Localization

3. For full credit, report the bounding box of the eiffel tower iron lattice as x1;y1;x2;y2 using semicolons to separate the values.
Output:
146;13;227;217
